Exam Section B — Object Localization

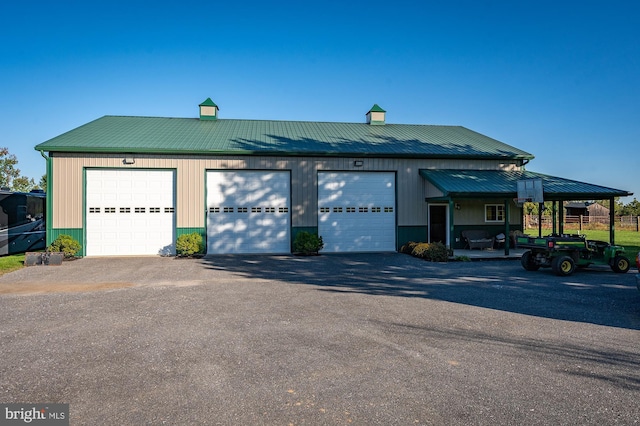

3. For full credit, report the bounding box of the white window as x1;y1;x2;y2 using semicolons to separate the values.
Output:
485;204;505;222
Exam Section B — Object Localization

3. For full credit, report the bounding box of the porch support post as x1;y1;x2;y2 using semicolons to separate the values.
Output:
559;200;565;236
449;199;455;251
538;203;543;237
552;201;557;235
504;199;510;255
609;197;616;244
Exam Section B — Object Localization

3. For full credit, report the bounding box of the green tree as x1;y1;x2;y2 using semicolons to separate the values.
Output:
12;176;35;192
523;201;554;216
0;148;40;192
38;174;47;190
0;147;20;189
620;198;640;216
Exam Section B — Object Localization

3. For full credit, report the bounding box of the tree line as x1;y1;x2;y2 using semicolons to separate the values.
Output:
1;148;46;192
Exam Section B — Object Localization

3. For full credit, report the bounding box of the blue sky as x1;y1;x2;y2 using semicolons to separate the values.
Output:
1;1;638;201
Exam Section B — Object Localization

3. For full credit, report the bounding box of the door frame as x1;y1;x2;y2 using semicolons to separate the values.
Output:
84;168;176;256
428;203;449;246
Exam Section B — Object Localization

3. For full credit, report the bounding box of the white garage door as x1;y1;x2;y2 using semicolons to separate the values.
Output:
206;171;290;254
318;172;396;252
86;169;175;256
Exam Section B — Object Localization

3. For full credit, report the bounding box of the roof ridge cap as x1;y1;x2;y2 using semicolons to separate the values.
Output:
100;116;467;127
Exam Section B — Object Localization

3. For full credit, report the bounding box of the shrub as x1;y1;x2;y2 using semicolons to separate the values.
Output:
176;232;204;256
293;231;324;254
48;234;82;258
399;241;419;254
425;241;449;262
411;242;431;259
409;241;449;262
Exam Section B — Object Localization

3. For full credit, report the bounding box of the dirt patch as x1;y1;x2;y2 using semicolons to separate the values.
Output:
0;281;135;296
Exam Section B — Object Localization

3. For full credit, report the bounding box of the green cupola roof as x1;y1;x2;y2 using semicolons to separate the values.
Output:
366;104;386;125
199;98;219;120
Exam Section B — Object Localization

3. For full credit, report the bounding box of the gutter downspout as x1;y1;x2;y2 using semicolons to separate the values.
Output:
38;150;53;247
449;199;455;252
504;199;510;256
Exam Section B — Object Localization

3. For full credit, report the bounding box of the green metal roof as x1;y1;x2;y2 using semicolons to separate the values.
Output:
419;169;632;200
34;115;534;160
368;104;386;113
199;98;218;108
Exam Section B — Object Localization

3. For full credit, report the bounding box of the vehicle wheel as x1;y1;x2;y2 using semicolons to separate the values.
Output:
520;251;539;271
552;256;575;276
611;255;630;273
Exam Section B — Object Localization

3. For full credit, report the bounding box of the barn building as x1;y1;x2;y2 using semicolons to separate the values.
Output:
34;99;631;256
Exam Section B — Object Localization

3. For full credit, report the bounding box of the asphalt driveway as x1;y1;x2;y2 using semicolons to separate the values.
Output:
1;254;639;425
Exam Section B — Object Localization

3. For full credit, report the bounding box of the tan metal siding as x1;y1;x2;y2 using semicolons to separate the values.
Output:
425;181;445;199
51;153;521;230
177;158;202;227
454;200;522;226
51;155;84;228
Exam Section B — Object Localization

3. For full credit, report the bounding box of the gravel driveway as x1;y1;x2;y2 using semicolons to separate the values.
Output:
1;254;639;425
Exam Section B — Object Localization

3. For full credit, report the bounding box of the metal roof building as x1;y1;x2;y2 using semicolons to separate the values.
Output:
34;99;631;256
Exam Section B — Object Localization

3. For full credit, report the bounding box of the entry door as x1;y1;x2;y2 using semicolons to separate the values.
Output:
429;204;448;244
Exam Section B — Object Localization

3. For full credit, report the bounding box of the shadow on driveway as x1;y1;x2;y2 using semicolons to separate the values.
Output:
201;253;640;330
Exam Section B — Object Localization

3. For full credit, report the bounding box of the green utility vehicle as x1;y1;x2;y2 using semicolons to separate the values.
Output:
516;234;631;276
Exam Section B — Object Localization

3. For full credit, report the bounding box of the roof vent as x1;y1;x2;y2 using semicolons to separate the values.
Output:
199;98;219;121
366;104;386;125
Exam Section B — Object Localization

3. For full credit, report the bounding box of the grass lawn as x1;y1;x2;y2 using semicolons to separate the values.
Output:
565;229;640;259
0;254;26;276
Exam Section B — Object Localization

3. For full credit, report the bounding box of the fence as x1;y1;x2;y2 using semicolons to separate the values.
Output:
524;215;640;231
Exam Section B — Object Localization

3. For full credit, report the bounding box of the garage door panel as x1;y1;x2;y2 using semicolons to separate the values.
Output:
318;172;395;253
148;193;164;203
98;230;116;240
206;171;290;254
86;170;175;256
102;193;118;203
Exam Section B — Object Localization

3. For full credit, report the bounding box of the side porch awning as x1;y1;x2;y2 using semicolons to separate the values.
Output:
420;169;632;247
419;169;632;201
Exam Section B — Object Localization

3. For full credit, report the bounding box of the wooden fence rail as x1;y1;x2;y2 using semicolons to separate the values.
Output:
524;215;640;231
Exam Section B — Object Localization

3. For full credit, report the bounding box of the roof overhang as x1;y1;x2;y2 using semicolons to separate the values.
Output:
419;169;632;201
39;148;532;161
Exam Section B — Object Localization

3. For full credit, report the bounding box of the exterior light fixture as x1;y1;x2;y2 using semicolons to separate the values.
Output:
123;157;135;165
353;160;364;167
455;203;461;210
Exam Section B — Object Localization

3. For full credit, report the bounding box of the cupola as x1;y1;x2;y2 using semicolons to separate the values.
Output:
366;104;386;125
199;98;219;120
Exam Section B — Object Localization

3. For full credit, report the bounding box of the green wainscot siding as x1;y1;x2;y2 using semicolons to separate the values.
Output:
177;227;206;241
397;226;427;250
